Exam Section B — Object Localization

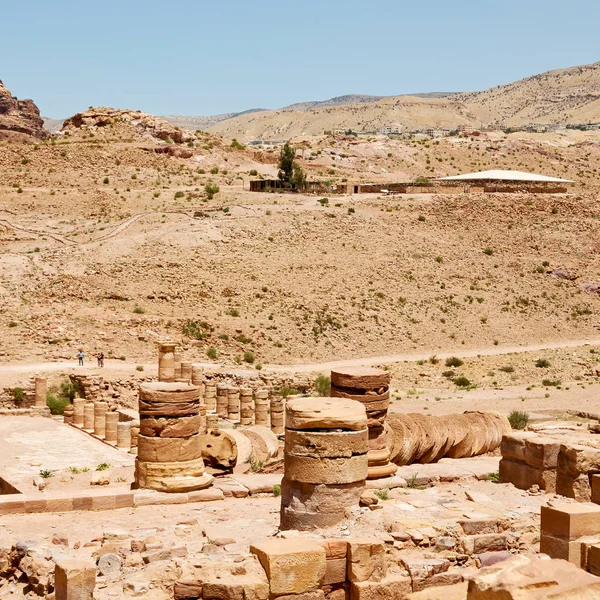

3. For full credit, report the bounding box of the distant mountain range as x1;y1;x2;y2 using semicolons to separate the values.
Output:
40;61;600;140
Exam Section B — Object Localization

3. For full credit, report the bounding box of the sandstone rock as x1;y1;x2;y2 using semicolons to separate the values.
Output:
139;415;202;438
55;559;95;600
284;454;368;485
137;433;203;462
285;428;368;459
347;539;386;583
286;398;367;431
0;80;49;142
330;367;390;390
250;539;326;596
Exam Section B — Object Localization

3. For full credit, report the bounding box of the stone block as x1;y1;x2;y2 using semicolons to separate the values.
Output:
541;503;600;541
411;571;463;593
280;507;345;531
500;432;535;462
45;494;74;513
187;488;225;502
24;498;47;514
281;478;364;514
285;398;367;431
524;436;560;469
349;574;411;600
250;539;326;597
174;579;202;599
284;454;368;485
0;497;25;515
591;474;600;505
461;534;506;555
539;534;586;567
137;434;202;462
55;559;96;600
498;458;530;490
587;543;600;576
323;558;347;585
319;540;348;559
285;429;368;459
347;539;386;583
458;519;498;536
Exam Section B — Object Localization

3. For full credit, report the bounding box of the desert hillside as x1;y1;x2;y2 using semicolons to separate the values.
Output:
0;109;599;369
203;62;600;141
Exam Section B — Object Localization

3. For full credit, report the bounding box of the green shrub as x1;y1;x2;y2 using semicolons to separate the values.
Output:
207;346;218;359
508;410;530;430
542;379;560;387
103;177;109;184
483;247;494;256
11;387;24;402
136;365;144;372
205;183;220;199
39;469;53;479
452;376;472;388
226;308;240;317
373;488;390;500
535;358;550;368
182;319;210;340
243;351;255;363
46;393;71;415
96;463;110;471
249;169;258;176
445;356;464;368
273;484;281;497
174;191;184;199
314;374;331;396
210;167;219;174
60;380;79;402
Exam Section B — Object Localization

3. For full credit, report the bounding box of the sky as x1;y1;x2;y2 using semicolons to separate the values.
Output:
2;0;600;118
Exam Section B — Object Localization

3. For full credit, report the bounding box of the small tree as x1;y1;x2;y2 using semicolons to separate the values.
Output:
278;142;306;190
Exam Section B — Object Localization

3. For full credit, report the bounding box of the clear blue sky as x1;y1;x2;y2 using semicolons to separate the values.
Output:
2;0;599;118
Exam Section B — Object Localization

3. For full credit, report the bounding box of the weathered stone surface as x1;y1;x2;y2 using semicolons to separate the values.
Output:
137;434;202;462
284;454;368;485
241;426;279;462
281;477;364;513
350;574;411;600
286;398;367;431
139;399;199;417
139;415;202;438
525;436;561;470
200;429;254;469
135;458;213;493
250;539;326;596
0;80;49;142
280;506;346;530
139;382;200;403
55;559;96;600
557;443;600;501
285;428;368;459
466;554;600;599
347;539;386;583
330;367;390;390
541;503;600;541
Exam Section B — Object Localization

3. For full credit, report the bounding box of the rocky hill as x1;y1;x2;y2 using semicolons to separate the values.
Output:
0;80;48;142
458;61;600;126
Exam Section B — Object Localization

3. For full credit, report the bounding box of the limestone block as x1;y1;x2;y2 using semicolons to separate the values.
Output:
541;503;600;541
557;443;600;501
139;415;202;438
139;382;200;403
135;458;213;493
286;398;367;431
250;539;326;597
55;559;96;600
137;434;203;462
330;367;390;390
281;478;364;513
284;454;368;485
366;410;388;429
347;539;387;583
285;428;368;459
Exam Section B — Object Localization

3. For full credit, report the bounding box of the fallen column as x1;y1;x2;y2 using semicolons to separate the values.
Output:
280;397;368;531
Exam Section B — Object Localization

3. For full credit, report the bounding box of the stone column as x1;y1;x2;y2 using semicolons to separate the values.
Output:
206;413;219;430
105;412;119;444
204;380;216;412
331;367;397;480
216;384;228;418
255;389;269;427
180;361;193;383
73;398;86;427
280;397;368;531
93;402;109;438
34;377;47;408
83;403;95;431
270;395;284;435
173;349;182;381
240;388;254;426
129;422;140;455
228;386;240;423
63;404;74;424
158;341;177;382
135;382;213;492
117;421;131;450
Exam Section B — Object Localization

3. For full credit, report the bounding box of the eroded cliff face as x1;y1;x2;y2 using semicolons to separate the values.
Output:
0;80;49;142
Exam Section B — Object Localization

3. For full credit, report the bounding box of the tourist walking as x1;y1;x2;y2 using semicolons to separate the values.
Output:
98;352;104;368
78;350;84;366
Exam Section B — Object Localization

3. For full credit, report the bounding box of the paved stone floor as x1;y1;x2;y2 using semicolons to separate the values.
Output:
0;416;133;491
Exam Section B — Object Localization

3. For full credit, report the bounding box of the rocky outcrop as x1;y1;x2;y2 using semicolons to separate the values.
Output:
0;80;49;142
62;107;193;144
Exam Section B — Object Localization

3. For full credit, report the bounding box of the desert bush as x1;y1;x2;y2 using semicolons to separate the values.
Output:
174;191;184;198
210;167;219;174
314;374;331;396
207;347;218;359
483;247;494;256
452;376;472;388
46;393;70;415
11;387;24;402
243;351;255;364
205;183;220;199
445;356;464;368
249;169;258;176
542;379;560;387
182;319;210;340
499;365;515;373
535;358;550;368
508;410;530;430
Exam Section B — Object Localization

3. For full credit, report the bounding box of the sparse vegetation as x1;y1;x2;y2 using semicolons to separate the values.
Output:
508;410;530;430
445;356;464;368
314;374;331;396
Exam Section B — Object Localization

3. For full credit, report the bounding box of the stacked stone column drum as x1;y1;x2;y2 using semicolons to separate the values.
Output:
280;398;368;531
158;342;177;382
330;367;397;479
135;382;212;492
